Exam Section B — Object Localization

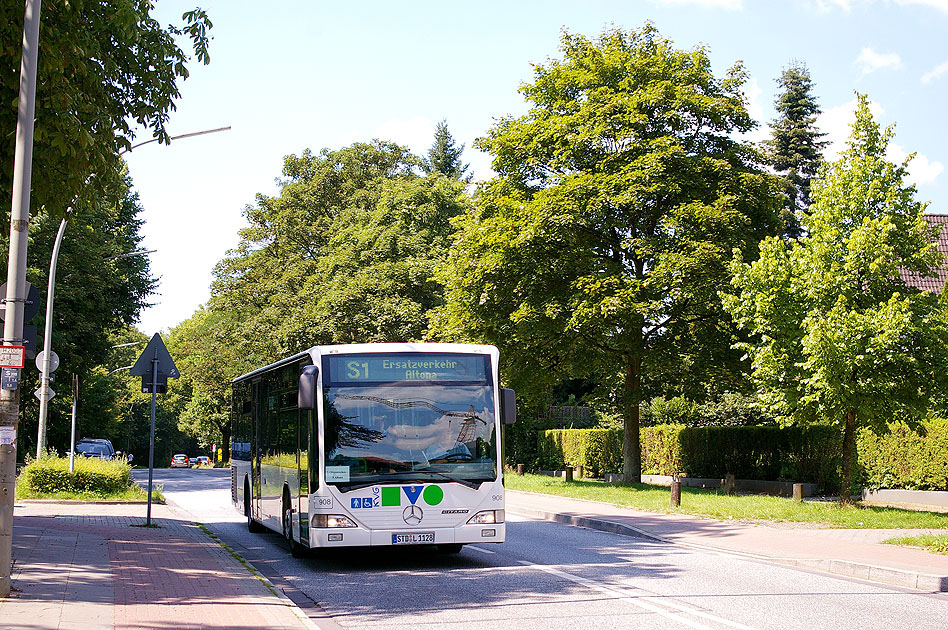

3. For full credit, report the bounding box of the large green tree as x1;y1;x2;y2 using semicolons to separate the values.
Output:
437;25;782;481
209;141;468;361
725;95;948;501
766;63;828;235
0;2;212;218
11;179;156;456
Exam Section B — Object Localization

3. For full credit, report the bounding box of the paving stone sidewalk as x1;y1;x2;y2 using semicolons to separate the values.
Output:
1;501;317;630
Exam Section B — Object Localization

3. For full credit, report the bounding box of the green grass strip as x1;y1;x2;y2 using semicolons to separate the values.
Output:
882;534;948;554
507;473;948;529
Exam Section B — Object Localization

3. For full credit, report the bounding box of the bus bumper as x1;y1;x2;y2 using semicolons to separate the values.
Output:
309;522;506;548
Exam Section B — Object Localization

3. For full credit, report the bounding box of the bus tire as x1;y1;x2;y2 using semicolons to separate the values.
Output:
283;491;307;558
246;482;263;533
437;544;463;554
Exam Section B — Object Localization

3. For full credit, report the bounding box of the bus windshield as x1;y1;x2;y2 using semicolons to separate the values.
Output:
322;353;497;489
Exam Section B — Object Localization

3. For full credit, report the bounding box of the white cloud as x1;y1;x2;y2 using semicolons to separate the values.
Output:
895;0;948;14
812;0;855;11
372;116;436;156
650;0;743;9
818;99;943;188
855;47;903;75
921;59;948;83
889;143;945;186
818;98;884;161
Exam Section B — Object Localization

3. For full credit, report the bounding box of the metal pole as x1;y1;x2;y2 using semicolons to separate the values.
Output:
36;217;67;457
1;0;42;598
145;356;157;526
68;374;77;474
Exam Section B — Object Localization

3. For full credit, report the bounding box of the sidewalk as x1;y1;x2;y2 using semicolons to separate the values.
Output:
507;489;948;592
1;501;318;630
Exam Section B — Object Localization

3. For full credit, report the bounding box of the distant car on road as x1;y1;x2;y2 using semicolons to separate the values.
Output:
74;438;116;460
171;454;191;468
193;456;211;467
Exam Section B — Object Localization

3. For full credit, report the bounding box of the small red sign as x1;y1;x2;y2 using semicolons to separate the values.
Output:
0;345;26;368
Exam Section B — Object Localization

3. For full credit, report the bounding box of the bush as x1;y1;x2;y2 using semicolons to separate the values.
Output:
21;455;134;496
506;404;597;468
537;429;622;477
858;419;948;491
541;424;842;492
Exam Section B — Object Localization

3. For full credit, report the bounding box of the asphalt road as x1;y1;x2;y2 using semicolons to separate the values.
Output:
136;468;948;630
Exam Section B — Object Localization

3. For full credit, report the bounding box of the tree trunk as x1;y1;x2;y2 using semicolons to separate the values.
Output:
621;357;642;484
839;409;856;504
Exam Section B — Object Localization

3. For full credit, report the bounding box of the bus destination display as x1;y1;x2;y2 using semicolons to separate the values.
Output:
326;354;488;384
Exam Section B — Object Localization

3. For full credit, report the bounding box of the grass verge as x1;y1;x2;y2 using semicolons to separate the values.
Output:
506;473;948;529
15;477;165;502
883;534;948;554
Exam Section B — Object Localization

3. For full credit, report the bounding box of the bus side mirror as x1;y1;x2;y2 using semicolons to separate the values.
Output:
298;365;319;410
500;388;517;426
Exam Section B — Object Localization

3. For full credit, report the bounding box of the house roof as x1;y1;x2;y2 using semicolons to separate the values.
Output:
900;214;948;293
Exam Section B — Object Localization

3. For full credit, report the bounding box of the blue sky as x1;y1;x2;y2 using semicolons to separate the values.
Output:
124;0;948;333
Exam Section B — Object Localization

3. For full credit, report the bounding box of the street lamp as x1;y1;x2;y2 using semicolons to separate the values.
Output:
34;125;231;457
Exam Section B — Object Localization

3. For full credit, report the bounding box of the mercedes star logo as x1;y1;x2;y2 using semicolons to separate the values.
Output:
403;504;423;525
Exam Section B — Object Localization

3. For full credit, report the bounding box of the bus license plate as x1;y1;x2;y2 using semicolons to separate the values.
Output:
392;532;434;545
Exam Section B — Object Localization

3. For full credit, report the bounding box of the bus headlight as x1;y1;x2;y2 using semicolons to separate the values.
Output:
312;514;358;528
467;509;504;524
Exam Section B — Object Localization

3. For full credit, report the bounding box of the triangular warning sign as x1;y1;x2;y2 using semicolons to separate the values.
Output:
129;333;179;378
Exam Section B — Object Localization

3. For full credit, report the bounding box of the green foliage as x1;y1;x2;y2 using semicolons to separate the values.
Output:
20;454;133;496
537;429;622;477
640;423;685;475
725;94;948;498
9;179;156;458
765;62;828;232
539;424;841;491
643;397;700;426
423;120;470;181
0;2;212;219
210;142;465;362
858;419;948;491
437;24;782;481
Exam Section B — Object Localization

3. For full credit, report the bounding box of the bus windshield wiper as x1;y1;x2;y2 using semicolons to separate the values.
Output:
404;468;481;489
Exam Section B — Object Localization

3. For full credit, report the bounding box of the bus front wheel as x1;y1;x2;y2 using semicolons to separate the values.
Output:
437;544;463;554
283;492;307;558
246;483;263;533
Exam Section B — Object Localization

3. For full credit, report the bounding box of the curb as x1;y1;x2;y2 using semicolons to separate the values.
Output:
506;504;948;593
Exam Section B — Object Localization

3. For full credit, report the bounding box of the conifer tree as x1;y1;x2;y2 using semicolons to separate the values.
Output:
424;120;471;181
767;63;828;236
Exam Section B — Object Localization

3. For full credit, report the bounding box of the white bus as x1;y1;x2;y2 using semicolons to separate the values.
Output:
231;343;516;556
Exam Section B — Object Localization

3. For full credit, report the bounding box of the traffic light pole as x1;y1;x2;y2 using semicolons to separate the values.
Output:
1;0;42;598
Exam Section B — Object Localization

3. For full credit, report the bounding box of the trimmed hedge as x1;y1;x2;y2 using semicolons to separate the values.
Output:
540;424;842;492
537;429;622;477
21;455;134;495
858;419;948;491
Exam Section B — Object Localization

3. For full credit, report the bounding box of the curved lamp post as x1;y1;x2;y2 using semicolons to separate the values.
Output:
35;125;231;457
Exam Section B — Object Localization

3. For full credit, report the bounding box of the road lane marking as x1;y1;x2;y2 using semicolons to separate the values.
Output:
519;560;760;630
467;545;496;554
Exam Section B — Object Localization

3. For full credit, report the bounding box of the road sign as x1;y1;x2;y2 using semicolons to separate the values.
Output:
35;350;59;373
0;281;41;321
34;384;54;401
0;345;25;368
130;333;179;379
1;368;19;391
